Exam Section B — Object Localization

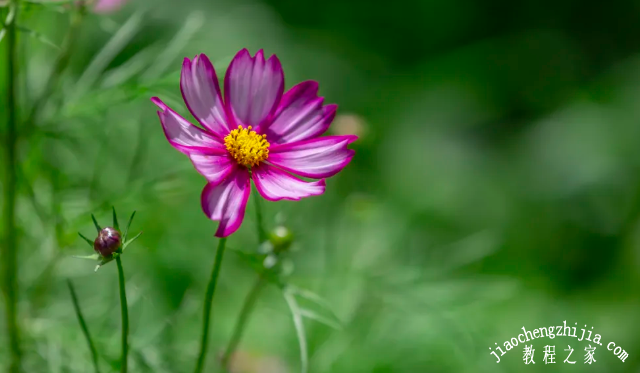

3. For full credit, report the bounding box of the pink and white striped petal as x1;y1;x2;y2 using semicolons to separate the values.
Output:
268;135;357;178
181;55;230;138
264;81;336;144
189;153;235;185
252;164;325;201
224;49;284;130
151;97;225;154
201;167;251;237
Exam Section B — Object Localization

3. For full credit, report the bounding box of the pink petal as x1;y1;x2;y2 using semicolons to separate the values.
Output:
181;55;231;138
224;49;284;130
263;81;337;145
189;153;235;184
93;0;127;13
268;135;357;178
151;97;224;154
252;164;325;201
201;167;251;237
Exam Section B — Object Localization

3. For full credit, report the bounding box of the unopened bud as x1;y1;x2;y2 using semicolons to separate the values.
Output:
268;226;293;253
94;227;121;257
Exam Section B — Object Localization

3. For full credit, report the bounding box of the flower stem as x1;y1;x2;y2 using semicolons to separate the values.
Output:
221;194;269;370
3;1;22;371
220;275;266;370
253;187;267;242
193;237;228;373
67;280;100;373
115;256;129;373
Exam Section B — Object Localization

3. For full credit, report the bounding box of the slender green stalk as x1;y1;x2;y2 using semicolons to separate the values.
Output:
67;280;100;373
220;275;266;370
193;237;228;373
253;190;267;242
3;1;21;371
115;256;129;373
221;194;269;370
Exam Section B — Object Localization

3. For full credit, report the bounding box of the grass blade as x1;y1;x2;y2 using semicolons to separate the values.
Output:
67;280;100;373
284;289;308;373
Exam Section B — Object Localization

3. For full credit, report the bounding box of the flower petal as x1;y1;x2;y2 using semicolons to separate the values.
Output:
264;81;337;144
181;55;230;137
201;167;251;237
224;49;284;129
268;135;357;178
189;153;235;184
252;164;325;201
151;97;224;154
93;0;127;13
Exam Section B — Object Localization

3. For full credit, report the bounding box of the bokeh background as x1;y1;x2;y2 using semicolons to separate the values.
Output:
1;0;640;371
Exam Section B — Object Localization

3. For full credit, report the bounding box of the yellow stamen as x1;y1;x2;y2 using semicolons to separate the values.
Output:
224;125;270;167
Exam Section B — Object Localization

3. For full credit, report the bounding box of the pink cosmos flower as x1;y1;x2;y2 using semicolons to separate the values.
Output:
151;49;356;237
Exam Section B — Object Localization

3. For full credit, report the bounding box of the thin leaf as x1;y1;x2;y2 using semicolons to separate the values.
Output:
122;231;142;251
78;232;95;248
298;309;342;330
91;214;101;233
112;206;119;231
289;286;335;313
72;11;144;100
288;286;343;328
284;289;308;373
73;254;100;261
16;25;60;50
140;11;204;82
123;211;136;242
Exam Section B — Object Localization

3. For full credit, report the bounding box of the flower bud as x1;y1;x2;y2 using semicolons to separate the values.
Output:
94;227;121;257
268;226;293;253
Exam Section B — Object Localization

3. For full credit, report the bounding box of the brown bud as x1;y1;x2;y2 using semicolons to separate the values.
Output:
94;227;121;257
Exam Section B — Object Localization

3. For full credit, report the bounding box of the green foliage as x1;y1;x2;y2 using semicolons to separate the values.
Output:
2;0;640;372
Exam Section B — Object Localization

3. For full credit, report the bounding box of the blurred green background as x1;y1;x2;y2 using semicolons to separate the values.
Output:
1;0;640;371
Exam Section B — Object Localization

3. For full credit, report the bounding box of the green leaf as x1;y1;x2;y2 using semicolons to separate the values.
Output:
283;289;308;373
298;308;342;330
112;206;119;231
72;254;100;261
289;286;338;316
123;210;136;242
16;25;60;50
91;214;101;233
122;231;142;251
78;232;94;248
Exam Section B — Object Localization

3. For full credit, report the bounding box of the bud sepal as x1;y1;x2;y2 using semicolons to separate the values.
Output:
74;207;142;271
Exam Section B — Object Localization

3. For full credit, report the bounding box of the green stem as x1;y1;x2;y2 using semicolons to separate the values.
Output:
67;280;100;373
220;275;266;370
193;237;228;373
3;1;21;371
220;194;270;371
253;188;267;242
115;256;129;373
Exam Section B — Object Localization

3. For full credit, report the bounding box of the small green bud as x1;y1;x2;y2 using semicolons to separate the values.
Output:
94;227;121;257
268;226;293;253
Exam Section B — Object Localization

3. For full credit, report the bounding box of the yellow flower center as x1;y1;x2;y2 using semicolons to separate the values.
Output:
224;125;270;167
